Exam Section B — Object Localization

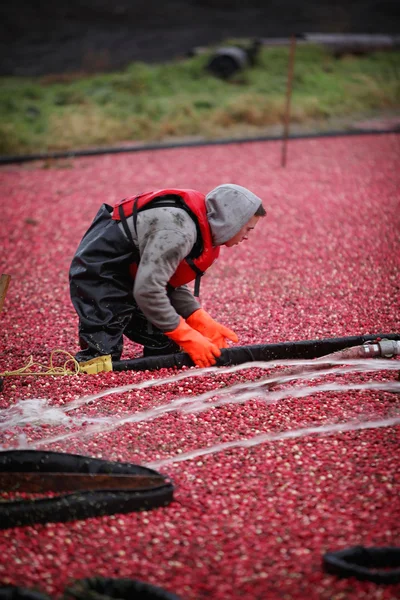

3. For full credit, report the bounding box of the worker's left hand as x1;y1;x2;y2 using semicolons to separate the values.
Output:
186;308;238;348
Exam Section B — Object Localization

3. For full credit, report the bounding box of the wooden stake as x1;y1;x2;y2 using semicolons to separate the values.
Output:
0;274;11;315
281;35;297;167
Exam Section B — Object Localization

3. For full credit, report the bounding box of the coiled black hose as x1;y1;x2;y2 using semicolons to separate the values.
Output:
0;451;174;530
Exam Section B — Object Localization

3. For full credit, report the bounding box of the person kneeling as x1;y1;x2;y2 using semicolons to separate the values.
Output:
69;184;266;368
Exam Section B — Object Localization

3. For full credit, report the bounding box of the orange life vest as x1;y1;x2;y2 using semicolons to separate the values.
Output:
112;189;220;295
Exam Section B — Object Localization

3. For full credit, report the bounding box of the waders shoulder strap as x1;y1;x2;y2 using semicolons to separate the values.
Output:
118;204;135;246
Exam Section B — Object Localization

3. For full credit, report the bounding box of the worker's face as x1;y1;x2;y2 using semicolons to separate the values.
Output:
223;215;261;247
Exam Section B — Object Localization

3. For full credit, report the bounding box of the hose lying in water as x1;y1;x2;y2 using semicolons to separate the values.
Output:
112;333;400;372
0;450;174;530
323;546;400;584
266;337;400;388
0;578;181;600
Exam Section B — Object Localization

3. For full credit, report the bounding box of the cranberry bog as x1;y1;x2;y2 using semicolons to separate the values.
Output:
0;133;399;599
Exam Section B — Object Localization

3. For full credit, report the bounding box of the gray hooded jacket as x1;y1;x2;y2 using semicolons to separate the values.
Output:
119;184;262;332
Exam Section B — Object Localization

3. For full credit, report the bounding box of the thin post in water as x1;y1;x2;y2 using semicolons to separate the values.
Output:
281;35;297;167
0;274;11;315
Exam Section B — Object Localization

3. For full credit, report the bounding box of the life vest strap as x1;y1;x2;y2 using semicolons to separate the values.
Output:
118;204;135;246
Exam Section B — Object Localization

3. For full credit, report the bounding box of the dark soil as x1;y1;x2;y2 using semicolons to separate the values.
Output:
1;0;399;76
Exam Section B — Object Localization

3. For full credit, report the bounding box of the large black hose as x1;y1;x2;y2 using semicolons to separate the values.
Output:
0;578;182;600
0;587;51;600
113;332;400;372
0;451;174;530
323;546;400;584
63;577;181;600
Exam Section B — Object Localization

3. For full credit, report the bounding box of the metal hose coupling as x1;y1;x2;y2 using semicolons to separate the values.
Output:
362;339;400;358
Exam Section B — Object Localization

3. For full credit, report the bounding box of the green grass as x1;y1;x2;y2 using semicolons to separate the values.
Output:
0;44;399;156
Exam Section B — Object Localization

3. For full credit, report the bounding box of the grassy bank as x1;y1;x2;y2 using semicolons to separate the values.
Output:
0;44;399;156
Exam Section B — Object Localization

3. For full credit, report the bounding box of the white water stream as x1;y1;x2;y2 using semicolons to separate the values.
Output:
1;358;399;465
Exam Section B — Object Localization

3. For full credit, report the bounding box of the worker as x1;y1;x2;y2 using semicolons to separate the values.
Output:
69;184;266;368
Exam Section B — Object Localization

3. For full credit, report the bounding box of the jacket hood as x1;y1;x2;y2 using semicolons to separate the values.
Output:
205;183;262;246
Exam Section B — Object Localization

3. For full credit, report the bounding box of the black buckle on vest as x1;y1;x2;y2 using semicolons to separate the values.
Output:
186;258;204;297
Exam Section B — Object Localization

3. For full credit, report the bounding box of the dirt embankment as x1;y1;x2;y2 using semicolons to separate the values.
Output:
1;0;399;76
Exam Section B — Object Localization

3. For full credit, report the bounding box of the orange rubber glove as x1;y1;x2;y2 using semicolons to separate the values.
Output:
165;317;221;368
186;308;238;348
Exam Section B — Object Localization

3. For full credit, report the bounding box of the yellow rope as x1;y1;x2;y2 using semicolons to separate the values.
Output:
0;349;80;377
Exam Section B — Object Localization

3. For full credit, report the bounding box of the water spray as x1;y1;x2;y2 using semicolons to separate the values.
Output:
266;337;400;388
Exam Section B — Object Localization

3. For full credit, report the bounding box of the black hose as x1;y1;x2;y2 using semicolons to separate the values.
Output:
323;546;400;584
0;451;174;530
0;587;51;600
112;332;400;372
0;578;182;600
1;129;398;165
62;577;181;600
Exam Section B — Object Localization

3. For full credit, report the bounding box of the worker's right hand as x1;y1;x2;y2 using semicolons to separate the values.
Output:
165;317;221;368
